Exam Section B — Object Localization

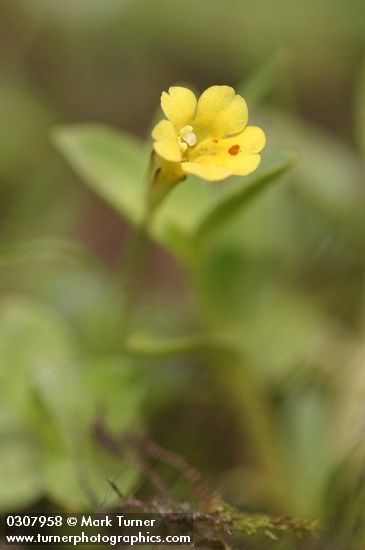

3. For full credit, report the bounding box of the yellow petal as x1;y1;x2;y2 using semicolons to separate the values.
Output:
193;85;248;139
161;87;197;130
228;126;266;154
182;161;232;182
152;119;175;141
226;153;262;176
185;126;266;180
219;126;265;175
152;119;181;162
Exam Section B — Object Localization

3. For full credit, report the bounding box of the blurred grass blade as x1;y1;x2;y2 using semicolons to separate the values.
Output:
237;50;285;108
52;124;148;225
125;331;235;358
195;149;297;243
0;238;89;267
355;59;365;159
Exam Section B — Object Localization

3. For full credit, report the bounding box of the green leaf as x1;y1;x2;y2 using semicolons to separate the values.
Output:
41;266;126;355
0;296;77;429
194;149;297;243
44;428;140;510
265;107;365;246
81;356;145;432
0;297;145;509
44;356;144;509
0;435;43;512
0;298;87;507
0;297;78;509
152;150;296;254
237;50;286;108
52;124;295;256
238;286;330;383
151;175;215;254
52;124;148;225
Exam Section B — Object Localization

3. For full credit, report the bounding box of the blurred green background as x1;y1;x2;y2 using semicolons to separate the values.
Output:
1;0;365;547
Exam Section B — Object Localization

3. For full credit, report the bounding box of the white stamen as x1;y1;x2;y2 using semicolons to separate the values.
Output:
180;125;197;147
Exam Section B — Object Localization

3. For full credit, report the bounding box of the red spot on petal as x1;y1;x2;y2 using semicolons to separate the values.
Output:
228;144;240;156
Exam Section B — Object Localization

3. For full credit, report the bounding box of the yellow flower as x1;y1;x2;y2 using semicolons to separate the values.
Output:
152;85;266;182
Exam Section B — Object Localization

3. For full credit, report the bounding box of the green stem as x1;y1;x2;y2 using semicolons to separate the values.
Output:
125;332;295;510
217;356;295;513
120;155;183;343
124;331;234;358
120;210;152;342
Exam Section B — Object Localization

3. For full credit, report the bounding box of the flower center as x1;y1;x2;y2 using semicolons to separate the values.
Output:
178;125;197;151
